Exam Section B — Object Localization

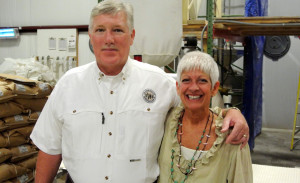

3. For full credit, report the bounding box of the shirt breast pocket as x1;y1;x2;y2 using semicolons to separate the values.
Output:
116;108;168;159
63;110;103;159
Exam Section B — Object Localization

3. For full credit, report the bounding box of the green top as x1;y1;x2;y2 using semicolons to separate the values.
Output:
158;105;253;183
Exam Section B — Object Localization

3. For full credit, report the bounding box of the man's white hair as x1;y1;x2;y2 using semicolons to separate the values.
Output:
89;0;134;32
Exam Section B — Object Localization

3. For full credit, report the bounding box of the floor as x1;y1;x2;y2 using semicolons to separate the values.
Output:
251;128;300;168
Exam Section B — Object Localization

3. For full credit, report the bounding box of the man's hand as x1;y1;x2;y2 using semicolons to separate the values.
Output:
221;108;249;149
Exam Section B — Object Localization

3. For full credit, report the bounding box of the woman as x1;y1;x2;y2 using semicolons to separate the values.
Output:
158;51;252;183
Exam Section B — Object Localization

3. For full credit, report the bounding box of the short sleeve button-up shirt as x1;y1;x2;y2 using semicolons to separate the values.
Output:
30;58;179;183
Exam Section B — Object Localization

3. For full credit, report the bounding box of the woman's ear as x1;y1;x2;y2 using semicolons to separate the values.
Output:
211;81;220;96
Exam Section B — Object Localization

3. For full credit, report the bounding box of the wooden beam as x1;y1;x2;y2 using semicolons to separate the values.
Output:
215;0;222;18
182;0;189;25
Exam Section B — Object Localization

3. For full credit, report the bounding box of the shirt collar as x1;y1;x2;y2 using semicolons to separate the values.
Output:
94;57;132;84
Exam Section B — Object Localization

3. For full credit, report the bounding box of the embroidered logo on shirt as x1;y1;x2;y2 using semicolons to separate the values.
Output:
142;89;156;103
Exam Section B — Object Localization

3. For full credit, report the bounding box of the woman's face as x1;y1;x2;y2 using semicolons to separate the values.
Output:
176;69;219;112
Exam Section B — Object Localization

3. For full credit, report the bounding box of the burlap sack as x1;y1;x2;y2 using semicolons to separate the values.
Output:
14;82;52;99
0;82;17;104
3;169;34;183
14;97;48;112
0;133;27;148
16;155;37;169
35;82;52;98
13;84;38;98
0;148;13;164
0;74;36;86
28;112;40;122
9;144;38;163
0;126;33;148
0;102;24;118
0;164;28;182
3;115;31;130
0;74;52;99
0;119;8;132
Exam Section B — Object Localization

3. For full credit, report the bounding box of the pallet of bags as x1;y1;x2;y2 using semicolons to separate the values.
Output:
0;125;34;148
0;79;17;103
0;73;53;182
0;73;53;100
0;119;8;132
3;170;35;183
0;164;29;182
0;144;38;182
2;170;35;183
2;112;40;130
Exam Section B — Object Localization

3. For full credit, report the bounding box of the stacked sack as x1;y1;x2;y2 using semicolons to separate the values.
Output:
0;73;52;183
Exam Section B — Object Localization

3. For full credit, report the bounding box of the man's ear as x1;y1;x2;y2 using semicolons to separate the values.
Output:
130;29;135;45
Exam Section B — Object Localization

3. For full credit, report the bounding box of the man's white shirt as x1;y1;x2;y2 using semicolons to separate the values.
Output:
30;58;179;183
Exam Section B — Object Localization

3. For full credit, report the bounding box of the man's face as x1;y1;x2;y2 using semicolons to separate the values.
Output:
89;11;135;75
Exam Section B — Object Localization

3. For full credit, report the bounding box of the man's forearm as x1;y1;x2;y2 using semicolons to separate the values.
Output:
221;107;241;118
35;150;62;183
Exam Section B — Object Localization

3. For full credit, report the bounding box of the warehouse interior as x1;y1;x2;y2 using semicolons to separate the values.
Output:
0;0;300;182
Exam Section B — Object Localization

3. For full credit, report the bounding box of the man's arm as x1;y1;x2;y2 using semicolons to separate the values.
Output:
221;108;249;149
35;150;62;183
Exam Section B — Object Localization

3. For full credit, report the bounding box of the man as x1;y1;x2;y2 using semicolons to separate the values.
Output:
30;1;249;182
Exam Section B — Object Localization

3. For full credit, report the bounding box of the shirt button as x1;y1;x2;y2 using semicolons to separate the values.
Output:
122;77;126;80
110;111;113;115
109;132;112;136
110;91;113;94
101;74;104;77
73;110;76;113
105;176;109;180
147;108;151;111
107;154;111;158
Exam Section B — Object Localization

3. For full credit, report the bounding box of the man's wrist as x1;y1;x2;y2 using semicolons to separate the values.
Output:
222;107;241;117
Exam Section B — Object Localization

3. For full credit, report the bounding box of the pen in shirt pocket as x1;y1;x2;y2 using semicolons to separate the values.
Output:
102;112;105;124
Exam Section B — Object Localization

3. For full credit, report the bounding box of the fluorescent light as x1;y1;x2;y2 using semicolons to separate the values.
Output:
0;28;19;39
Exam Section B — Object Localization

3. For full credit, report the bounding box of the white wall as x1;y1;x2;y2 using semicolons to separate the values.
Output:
0;0;97;65
263;0;300;129
0;33;94;66
0;0;97;27
0;33;37;63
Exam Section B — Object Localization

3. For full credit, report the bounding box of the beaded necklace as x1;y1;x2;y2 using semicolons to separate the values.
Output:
170;109;214;183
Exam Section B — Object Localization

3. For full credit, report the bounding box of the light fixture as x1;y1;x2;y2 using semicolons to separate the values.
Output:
0;28;19;39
